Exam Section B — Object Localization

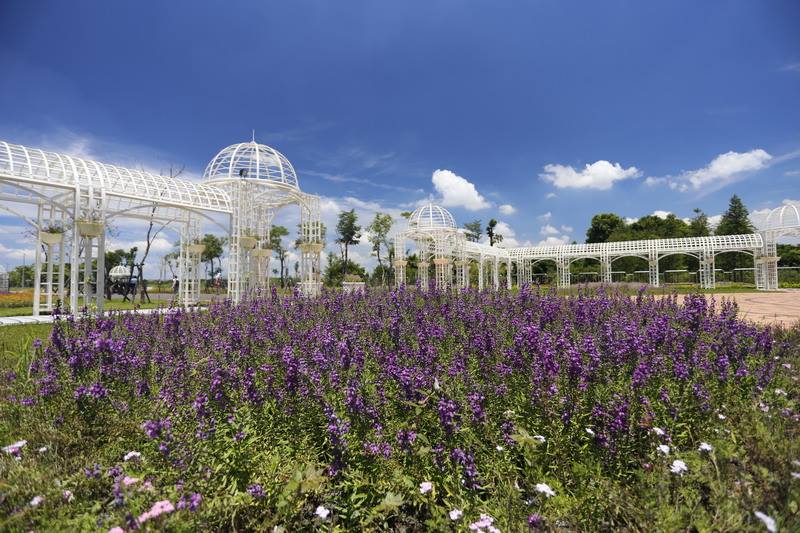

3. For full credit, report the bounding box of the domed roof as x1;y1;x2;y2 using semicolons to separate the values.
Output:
109;265;132;280
760;201;800;230
203;141;299;189
408;203;457;230
751;201;800;231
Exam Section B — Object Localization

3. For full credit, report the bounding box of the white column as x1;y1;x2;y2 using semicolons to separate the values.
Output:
648;250;659;287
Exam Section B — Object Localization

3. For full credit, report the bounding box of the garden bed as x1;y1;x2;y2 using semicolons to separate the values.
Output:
1;288;798;531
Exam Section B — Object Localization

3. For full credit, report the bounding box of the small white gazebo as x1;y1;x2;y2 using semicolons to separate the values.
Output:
203;141;324;298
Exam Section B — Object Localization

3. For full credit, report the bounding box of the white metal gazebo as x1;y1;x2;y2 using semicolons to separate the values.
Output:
394;203;512;291
0;138;323;315
203;141;323;298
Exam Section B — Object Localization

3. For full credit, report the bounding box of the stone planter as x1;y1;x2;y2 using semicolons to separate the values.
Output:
187;244;206;255
39;231;64;246
251;248;273;259
342;281;366;293
77;220;104;237
239;236;257;250
299;281;322;297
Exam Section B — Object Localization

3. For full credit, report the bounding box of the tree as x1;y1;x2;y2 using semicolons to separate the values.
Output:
777;244;800;267
269;225;290;288
367;212;393;286
322;252;366;287
9;265;34;288
688;208;711;237
486;219;503;246
586;213;626;243
464;220;482;243
200;234;225;278
163;251;179;278
336;209;361;276
715;194;754;236
135;165;184;303
716;194;755;271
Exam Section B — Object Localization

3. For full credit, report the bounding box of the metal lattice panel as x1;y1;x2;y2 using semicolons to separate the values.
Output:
508;234;763;261
0;141;231;213
203;141;299;189
408;203;457;230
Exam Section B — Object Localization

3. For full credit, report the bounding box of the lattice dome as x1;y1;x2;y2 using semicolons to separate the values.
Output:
203;141;299;189
109;265;132;281
761;202;800;231
408;203;457;230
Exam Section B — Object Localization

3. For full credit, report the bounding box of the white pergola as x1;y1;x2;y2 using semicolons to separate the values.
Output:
0;139;322;315
394;202;799;292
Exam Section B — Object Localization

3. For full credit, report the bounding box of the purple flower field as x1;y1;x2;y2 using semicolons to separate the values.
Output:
1;287;799;531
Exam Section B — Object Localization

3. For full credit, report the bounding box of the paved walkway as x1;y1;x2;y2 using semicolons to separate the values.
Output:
0;307;169;327
701;290;800;326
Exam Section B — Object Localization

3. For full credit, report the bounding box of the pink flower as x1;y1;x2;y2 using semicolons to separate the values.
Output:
419;481;433;494
122;476;139;487
108;527;125;533
138;499;175;523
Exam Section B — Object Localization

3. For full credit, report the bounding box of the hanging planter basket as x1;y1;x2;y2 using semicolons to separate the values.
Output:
187;243;206;255
251;247;273;258
77;220;104;237
239;236;257;250
39;231;64;245
299;243;325;253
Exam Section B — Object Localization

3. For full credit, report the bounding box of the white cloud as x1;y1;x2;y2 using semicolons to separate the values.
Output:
672;149;772;191
560;225;573;233
545;192;557;199
496;230;520;248
537;235;571;247
540;160;641;190
644;176;665;186
431;169;490;211
480;220;521;248
537;212;552;222
498;204;516;215
652;210;671;219
781;62;800;72
0;242;32;261
785;170;800;177
624;217;638;225
707;214;722;229
540;224;560;236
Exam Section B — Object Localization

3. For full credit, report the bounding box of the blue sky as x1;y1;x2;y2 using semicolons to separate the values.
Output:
0;0;798;273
